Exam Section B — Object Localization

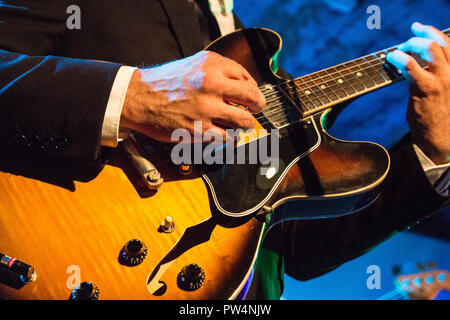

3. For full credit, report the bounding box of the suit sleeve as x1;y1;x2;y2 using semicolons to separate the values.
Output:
0;1;122;167
279;134;450;281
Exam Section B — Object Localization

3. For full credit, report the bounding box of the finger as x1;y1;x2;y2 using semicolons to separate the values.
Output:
397;37;447;72
220;56;253;81
222;63;252;81
212;102;255;130
386;50;431;83
411;22;449;47
202;124;228;145
411;22;450;62
220;80;266;113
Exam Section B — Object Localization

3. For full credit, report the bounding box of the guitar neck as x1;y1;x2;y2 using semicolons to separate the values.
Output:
286;27;450;117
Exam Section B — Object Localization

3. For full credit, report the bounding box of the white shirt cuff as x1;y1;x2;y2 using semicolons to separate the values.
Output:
101;66;136;148
413;144;450;186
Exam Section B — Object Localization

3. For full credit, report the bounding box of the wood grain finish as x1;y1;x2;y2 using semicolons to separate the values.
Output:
0;157;264;300
0;28;391;300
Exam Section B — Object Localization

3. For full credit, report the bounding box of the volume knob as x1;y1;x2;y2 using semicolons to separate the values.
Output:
69;281;99;300
119;239;148;266
177;264;205;291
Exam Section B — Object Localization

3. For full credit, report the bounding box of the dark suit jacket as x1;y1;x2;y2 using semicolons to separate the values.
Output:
0;0;448;299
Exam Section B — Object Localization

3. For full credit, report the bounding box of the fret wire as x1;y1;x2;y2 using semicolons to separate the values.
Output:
370;57;394;83
347;61;377;87
292;79;317;112
269;53;378;102
257;28;450;124
344;68;368;91
309;74;336;105
289;45;401;90
294;77;324;110
290;57;396;97
307;75;333;105
282;27;449;94
333;63;367;92
365;54;391;83
290;59;383;112
278;81;309;116
274;80;306;113
378;50;403;79
291;81;314;111
319;76;342;101
371;52;394;81
326;66;359;97
262;55;390;119
298;77;332;110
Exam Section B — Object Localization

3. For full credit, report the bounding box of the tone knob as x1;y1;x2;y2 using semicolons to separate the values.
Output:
177;264;205;291
119;239;148;266
69;281;99;300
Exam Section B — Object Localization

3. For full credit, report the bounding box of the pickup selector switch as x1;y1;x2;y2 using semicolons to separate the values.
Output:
177;264;205;291
119;239;148;266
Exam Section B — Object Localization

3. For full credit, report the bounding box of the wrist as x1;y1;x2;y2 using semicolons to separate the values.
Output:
120;69;143;130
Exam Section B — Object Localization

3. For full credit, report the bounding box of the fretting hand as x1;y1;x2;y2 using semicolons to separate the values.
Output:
387;22;450;164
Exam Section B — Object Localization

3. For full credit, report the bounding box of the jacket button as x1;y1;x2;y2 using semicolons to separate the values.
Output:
13;134;27;149
55;137;69;152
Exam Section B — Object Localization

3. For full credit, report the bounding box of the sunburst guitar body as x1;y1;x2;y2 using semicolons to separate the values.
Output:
0;27;403;300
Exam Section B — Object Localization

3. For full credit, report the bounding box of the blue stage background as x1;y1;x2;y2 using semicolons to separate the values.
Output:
234;0;450;300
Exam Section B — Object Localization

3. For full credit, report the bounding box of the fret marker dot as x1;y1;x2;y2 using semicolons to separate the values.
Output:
356;72;363;77
380;53;386;58
337;79;344;84
320;84;327;89
305;90;311;95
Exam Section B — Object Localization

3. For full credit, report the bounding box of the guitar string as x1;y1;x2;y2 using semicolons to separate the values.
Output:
259;48;400;104
261;26;449;107
253;49;434;128
252;55;400;126
259;27;449;120
138;56;412;166
255;28;450;125
135;28;450;166
256;55;401;120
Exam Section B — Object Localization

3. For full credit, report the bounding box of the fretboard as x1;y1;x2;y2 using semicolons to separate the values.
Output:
260;27;450;129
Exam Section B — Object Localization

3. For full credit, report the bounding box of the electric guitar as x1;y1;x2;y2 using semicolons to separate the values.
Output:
378;268;450;300
1;27;449;300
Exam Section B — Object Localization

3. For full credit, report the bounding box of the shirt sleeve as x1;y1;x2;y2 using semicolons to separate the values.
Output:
413;144;450;195
101;66;136;148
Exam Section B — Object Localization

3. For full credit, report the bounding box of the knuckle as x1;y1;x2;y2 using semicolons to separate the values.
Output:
428;40;441;52
203;50;221;62
247;87;262;105
200;71;217;90
404;58;416;71
237;113;254;128
422;81;441;96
